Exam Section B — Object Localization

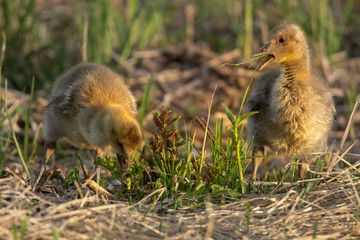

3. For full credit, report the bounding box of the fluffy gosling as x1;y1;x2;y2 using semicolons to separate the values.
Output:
247;24;335;179
33;63;142;189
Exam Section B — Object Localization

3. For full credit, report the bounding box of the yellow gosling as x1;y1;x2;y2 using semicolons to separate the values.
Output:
33;63;142;189
247;24;335;179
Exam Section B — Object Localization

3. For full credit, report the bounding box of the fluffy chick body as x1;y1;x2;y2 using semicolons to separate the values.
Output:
34;63;141;189
247;24;335;178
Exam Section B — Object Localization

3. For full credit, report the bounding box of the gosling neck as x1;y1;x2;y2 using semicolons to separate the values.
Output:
280;58;310;85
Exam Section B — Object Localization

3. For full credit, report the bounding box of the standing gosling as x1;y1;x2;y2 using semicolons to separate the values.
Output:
247;24;335;179
34;63;142;188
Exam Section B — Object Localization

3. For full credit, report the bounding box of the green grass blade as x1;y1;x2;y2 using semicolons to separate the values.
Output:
3;81;30;179
243;0;253;57
139;75;153;130
221;55;267;67
23;77;35;162
12;223;17;240
237;64;260;118
77;154;88;179
20;217;27;240
52;227;60;240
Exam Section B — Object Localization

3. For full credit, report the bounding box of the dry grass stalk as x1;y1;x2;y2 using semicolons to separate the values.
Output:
2;168;359;239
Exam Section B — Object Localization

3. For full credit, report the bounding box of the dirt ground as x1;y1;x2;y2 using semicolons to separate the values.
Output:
1;168;360;239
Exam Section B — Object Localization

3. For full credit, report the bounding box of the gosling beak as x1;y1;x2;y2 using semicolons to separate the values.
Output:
251;43;276;71
116;153;131;172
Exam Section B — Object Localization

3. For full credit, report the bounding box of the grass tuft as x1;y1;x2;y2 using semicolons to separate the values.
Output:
221;54;268;68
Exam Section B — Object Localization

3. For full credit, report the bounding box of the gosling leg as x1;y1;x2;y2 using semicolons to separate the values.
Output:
95;149;105;184
33;141;56;191
299;158;309;179
252;146;264;179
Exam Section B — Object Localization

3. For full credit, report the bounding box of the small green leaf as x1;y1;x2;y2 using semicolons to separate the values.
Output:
63;168;80;188
226;124;234;132
210;184;222;192
193;183;206;195
228;189;240;198
235;111;258;126
222;103;235;125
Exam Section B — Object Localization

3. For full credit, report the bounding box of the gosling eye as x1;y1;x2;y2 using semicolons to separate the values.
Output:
278;37;286;43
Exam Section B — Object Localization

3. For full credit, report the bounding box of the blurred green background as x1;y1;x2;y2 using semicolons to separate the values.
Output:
0;0;359;92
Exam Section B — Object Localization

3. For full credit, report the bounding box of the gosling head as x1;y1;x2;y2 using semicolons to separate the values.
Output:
251;24;309;70
106;107;142;172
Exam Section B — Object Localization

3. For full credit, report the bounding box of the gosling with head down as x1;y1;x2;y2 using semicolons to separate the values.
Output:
33;63;142;189
247;24;335;179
